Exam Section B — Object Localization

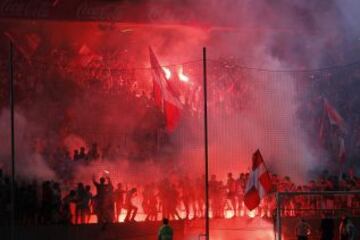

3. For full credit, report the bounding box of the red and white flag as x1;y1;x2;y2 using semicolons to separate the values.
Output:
149;47;182;131
244;149;272;211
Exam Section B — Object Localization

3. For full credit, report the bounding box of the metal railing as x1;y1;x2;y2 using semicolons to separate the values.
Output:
275;191;360;240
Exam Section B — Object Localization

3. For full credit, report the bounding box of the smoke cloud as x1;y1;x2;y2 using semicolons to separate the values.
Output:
146;0;360;182
1;0;360;183
0;109;55;180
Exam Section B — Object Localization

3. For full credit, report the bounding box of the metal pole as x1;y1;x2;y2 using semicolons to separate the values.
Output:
276;192;281;240
8;41;16;240
202;47;210;240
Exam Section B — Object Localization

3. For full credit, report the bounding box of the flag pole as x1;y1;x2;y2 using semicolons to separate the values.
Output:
202;47;210;240
8;40;16;240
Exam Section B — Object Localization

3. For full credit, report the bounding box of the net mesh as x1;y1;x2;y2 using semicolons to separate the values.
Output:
276;191;360;240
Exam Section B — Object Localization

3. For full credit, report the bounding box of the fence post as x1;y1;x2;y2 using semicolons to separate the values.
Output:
276;192;281;240
8;39;16;240
202;47;210;240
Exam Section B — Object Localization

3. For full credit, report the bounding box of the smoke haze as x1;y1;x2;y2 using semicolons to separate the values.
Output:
0;0;360;183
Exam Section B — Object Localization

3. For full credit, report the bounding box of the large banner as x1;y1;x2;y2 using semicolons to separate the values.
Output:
0;0;146;21
0;0;194;23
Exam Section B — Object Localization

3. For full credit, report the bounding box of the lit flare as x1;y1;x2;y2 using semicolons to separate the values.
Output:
178;66;189;82
162;66;171;80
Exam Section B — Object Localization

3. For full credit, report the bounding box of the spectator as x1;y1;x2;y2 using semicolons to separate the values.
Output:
88;143;100;161
79;147;87;162
320;212;335;240
83;185;93;224
339;216;356;240
75;183;86;224
114;183;125;221
62;190;76;224
226;172;237;218
73;150;80;161
92;176;113;223
158;218;173;240
295;218;311;240
124;188;138;222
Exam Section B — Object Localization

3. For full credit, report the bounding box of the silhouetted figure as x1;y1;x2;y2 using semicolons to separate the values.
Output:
92;176;113;223
339;216;356;240
320;213;334;240
209;174;219;218
61;151;73;181
88;143;100;161
124;188;138;222
62;190;76;224
51;182;62;223
23;182;38;224
83;185;93;223
209;174;222;219
75;183;86;224
195;176;205;218
142;184;152;221
79;147;87;162
73;150;80;161
41;181;53;224
159;178;170;220
114;183;125;222
103;178;114;223
179;176;194;220
236;173;246;216
146;183;158;221
1;177;11;225
226;172;237;217
168;184;182;220
295;218;311;240
158;218;173;240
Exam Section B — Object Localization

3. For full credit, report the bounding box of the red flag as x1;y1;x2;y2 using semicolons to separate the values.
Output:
4;31;40;61
244;150;272;211
149;47;182;131
323;98;346;131
320;98;347;165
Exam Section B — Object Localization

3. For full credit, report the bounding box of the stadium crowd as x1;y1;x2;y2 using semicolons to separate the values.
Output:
1;155;360;226
1;46;360;229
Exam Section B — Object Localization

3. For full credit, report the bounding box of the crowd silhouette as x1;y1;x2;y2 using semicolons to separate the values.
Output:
1;163;360;226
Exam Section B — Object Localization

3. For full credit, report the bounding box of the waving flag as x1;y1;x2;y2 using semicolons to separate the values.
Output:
319;97;347;165
323;98;346;132
149;47;182;131
244;150;272;211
